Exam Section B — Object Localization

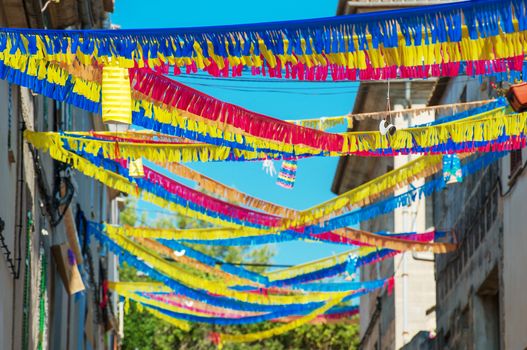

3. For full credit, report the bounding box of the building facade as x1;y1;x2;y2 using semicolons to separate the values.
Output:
0;1;120;349
334;3;527;349
431;78;527;350
331;79;438;350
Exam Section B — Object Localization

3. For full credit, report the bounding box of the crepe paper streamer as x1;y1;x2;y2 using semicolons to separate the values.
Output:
91;225;321;314
326;228;457;253
143;291;359;325
27;131;510;246
129;286;376;326
157;153;438;227
135;237;259;288
0;50;514;161
2;53;519;161
109;224;450;253
1;0;525;81
306;151;508;236
101;66;132;125
101;225;350;306
129;69;517;157
276;159;298;189
443;154;464;184
274;305;359;324
212;294;350;347
154;238;269;285
157;161;298;217
133;95;520;159
140;292;265;319
24;120;516;232
141;298;263;320
123;287;372;327
113;281;360;321
99;223;393;297
94;223;393;314
291;279;385;293
48;136;436;233
130;68;343;153
30;133;508;249
25;135;278;231
28;106;526;166
143;305;191;331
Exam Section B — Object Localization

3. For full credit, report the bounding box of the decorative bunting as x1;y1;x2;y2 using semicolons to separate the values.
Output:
1;0;526;81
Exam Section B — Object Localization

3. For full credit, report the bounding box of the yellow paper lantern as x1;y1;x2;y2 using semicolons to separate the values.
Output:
102;66;132;126
128;158;145;178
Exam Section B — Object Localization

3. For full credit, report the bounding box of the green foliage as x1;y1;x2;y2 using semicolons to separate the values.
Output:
119;199;359;350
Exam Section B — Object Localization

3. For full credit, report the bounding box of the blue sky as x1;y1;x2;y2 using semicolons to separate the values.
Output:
112;0;359;265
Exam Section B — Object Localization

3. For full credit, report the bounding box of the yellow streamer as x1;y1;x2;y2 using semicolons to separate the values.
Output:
215;292;350;347
105;227;346;305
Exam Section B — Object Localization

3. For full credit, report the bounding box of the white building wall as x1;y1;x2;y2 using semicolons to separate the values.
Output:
393;103;436;349
501;149;527;350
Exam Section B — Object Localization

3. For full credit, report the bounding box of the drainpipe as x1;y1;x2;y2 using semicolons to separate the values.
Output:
402;213;409;345
401;81;412;346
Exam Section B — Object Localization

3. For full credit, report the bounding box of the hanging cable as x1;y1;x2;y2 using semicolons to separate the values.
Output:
0;218;17;276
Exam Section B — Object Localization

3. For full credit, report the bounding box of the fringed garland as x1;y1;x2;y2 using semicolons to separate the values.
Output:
127;287;372;327
307;151;507;236
116;281;360;323
157;161;299;217
29;107;527;166
273;305;359;323
91;223;393;314
26;130;512;241
0;0;526;82
111;223;453;253
101;225;350;306
2;53;521;161
211;293;349;347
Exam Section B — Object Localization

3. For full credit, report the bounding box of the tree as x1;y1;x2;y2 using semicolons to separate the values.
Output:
119;198;359;350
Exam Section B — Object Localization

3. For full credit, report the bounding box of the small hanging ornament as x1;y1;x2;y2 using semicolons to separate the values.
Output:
379;120;396;136
101;66;132;131
379;80;396;136
345;255;358;281
442;154;463;184
128;158;145;178
276;159;298;189
173;249;186;257
262;158;277;177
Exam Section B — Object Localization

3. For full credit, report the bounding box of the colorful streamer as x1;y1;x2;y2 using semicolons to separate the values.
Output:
1;0;526;82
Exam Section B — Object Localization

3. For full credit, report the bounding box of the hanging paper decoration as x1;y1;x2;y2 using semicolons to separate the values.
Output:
276;159;298;189
0;0;525;81
345;255;358;280
0;50;514;159
128;158;145;178
262;158;277;177
101;66;132;127
443;154;464;184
